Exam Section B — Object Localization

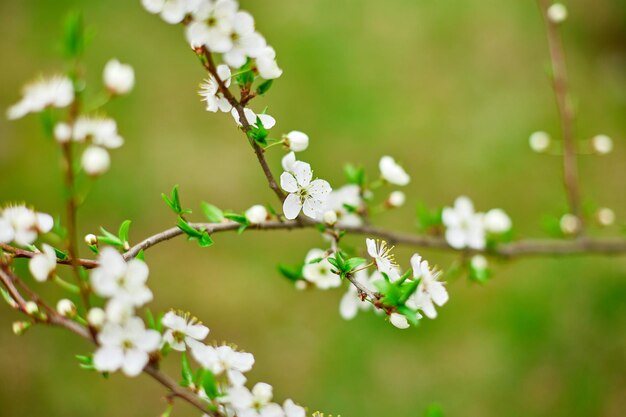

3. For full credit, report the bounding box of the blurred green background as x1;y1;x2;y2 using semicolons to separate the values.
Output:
1;0;626;416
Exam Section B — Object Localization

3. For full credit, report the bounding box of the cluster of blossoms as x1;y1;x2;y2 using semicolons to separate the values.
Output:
0;204;53;247
442;196;512;250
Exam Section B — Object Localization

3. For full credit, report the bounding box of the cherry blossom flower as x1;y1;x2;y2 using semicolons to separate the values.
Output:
93;317;161;377
161;310;209;351
302;248;341;289
529;131;550;152
547;3;567;23
87;307;106;328
199;64;233;113
190;343;255;386
141;0;203;24
256;46;283;79
483;208;512;234
283;399;306;417
56;299;76;317
186;0;239;50
389;312;410;329
103;59;135;95
6;75;74;120
379;156;410;186
222;12;266;68
72;116;124;148
281;152;297;172
90;247;153;307
231;107;276;129
280;161;331;220
0;204;53;247
28;244;57;282
284;130;308;152
366;238;400;281
318;184;363;227
597;207;615;226
245;205;268;224
592;134;613;154
225;382;284;417
82;146;111;176
442;196;486;250
388;191;406;207
408;254;448;319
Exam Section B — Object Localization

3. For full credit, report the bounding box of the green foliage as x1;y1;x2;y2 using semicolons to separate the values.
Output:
63;11;85;58
75;354;95;371
344;164;366;186
416;201;442;232
97;220;132;250
327;251;366;279
424;403;444;417
201;202;224;223
277;263;304;282
162;185;192;216
177;217;214;247
235;60;254;88
201;369;219;399
247;116;269;146
224;211;249;233
256;79;273;95
181;352;194;387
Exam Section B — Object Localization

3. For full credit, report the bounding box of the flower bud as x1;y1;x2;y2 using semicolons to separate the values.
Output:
295;280;307;291
284;131;309;152
547;3;568;24
56;299;77;318
84;233;98;246
388;191;406;208
322;210;337;225
592;134;613;155
596;207;615;227
529;131;550;153
484;208;512;234
82;146;110;176
54;122;72;143
24;301;39;315
103;59;135;95
12;321;31;335
87;307;106;328
245;204;268;224
470;255;488;271
560;213;580;235
390;312;410;329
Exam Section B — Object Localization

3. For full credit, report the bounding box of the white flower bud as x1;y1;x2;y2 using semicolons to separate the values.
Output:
87;307;106;328
379;156;410;186
103;59;135;95
592;134;613;154
25;301;39;315
322;210;337;225
56;299;77;317
295;280;307;291
470;255;488;270
484;208;512;234
388;191;406;207
245;205;268;224
390;312;410;329
284;131;309;152
84;233;98;246
560;213;580;235
529;131;550;153
12;321;31;335
596;207;615;226
547;3;568;24
54;122;72;143
82;146;110;176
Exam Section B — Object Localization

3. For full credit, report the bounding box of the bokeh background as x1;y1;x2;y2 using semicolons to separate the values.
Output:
1;1;626;416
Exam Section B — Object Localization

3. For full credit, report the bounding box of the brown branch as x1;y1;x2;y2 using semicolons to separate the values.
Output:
538;0;583;231
0;243;98;268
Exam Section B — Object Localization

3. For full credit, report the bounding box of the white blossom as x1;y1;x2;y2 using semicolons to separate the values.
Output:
389;313;410;329
162;311;209;351
470;254;488;271
388;191;406;207
283;399;306;417
199;64;233;113
25;301;39;315
72;116;124;148
597;207;615;226
28;244;57;282
281;152;297;172
366;238;399;281
302;248;341;289
284;131;309;152
442;196;486;250
379;156;410;186
547;3;568;23
190;343;255;386
93;317;161;377
560;213;580;235
318;185;362;227
6;75;74;120
105;299;136;324
256;46;283;80
483;208;512;234
322;210;337;225
592;134;613;154
103;59;135;95
280;161;331;220
245;205;268;224
231;107;276;129
142;0;203;24
54;122;72;143
225;383;284;417
82;146;111;176
222;12;266;69
56;299;76;317
186;0;239;50
85;233;98;246
87;307;106;328
408;254;448;319
529;131;550;152
90;247;153;307
0;204;53;247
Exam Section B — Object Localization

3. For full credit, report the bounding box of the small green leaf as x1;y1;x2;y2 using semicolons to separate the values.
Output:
344;257;366;272
201;202;224;223
118;220;131;244
344;164;366;186
202;369;219;399
181;353;194;387
277;264;302;282
63;11;85;58
53;247;69;261
425;403;444;417
224;213;248;224
135;250;145;261
145;308;156;330
256;79;273;95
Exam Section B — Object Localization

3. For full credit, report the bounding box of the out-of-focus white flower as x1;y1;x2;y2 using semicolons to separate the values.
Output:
190;343;254;386
280;161;331;220
6;75;74;120
484;208;512;234
0;204;53;247
302;248;341;289
366;238;399;281
256;46;283;79
281;152;297;172
596;207;615;226
72;116;124;148
224;382;284;417
186;0;238;50
442;196;486;250
245;205;268;224
379;156;410;186
28;244;57;282
162;311;209;351
105;299;136;324
90;247;153;307
284;131;309;152
222;12;266;68
87;307;106;328
56;299;77;317
199;64;233;113
592;134;613;154
560;213;580;235
82;146;111;176
388;191;406;208
103;59;135;95
93;317;161;377
283;399;306;417
322;210;337;225
390;313;410;329
142;0;203;24
529;131;550;153
54;122;72;143
547;3;568;23
231;107;276;129
409;254;448;319
317;185;362;227
470;254;488;270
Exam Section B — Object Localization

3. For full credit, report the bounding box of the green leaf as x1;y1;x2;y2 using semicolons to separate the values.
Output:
63;11;85;58
39;109;55;139
162;185;191;216
145;308;156;330
181;353;194;387
118;220;131;244
277;264;302;282
202;369;219;399
344;164;366;186
344;257;366;272
235;60;254;87
135;250;145;261
425;403;444;417
399;279;420;304
201;202;224;223
53;247;69;261
256;79;273;95
224;213;248;225
416;202;442;232
177;218;214;248
397;305;421;326
98;226;124;248
198;231;214;247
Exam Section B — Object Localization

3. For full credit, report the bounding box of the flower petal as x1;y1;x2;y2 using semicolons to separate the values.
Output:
282;194;302;220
